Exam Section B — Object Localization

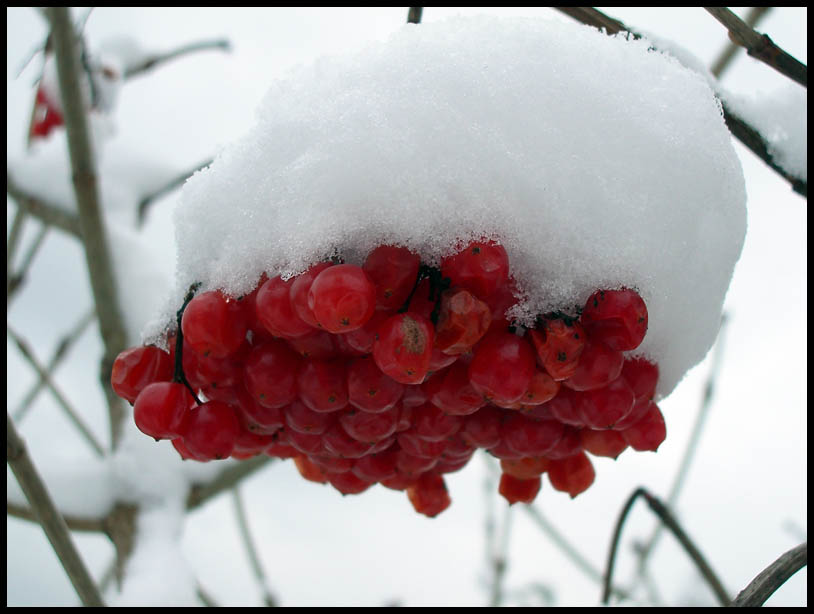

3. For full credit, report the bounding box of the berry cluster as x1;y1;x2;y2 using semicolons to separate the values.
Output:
111;241;666;517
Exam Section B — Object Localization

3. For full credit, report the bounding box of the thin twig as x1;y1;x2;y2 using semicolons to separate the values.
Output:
7;173;83;239
186;455;273;510
7;224;49;302
7;324;106;457
13;308;97;423
551;7;807;198
137;158;213;227
7;207;28;296
123;39;231;80
489;504;513;607
7;499;106;533
47;6;130;449
407;7;423;24
710;7;771;78
704;7;806;87
231;486;277;606
731;542;807;607
7;412;106;607
602;487;731;607
634;314;730;576
196;581;222;607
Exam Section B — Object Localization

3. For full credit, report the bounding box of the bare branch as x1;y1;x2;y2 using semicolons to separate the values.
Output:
551;7;807;198
7;324;106;457
602;487;731;607
732;542;807;607
186;455;273;510
710;7;771;78
7;207;28;291
7;224;49;302
7;412;106;607
12;309;97;423
231;486;278;606
7;500;106;533
46;7;130;448
7;172;83;239
407;7;423;24
704;7;806;87
137;158;213;227
123;38;231;80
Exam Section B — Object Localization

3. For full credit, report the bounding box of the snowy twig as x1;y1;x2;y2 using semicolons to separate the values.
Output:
7;499;106;533
123;38;231;80
710;7;771;78
7;324;106;457
7;224;49;302
552;7;807;198
632;313;730;578
407;7;423;24
6;412;106;607
602;487;731;607
12;309;96;423
136;158;213;227
46;7;130;448
231;486;278;606
731;541;807;607
7;172;83;239
186;455;273;510
704;7;807;88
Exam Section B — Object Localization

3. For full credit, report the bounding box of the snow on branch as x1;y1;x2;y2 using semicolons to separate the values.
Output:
704;7;807;88
553;7;807;198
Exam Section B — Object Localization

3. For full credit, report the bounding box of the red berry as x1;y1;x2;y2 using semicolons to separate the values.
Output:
328;470;374;495
577;376;635;429
500;456;551;480
468;332;536;405
498;473;542;505
396;448;439;476
441;240;509;299
580;288;648;351
346;356;405;413
243;340;301;408
500;413;564;457
255;276;314;339
429;361;487;416
519;370;560;407
297;359;349;413
294;455;329;484
286;329;340;360
561;338;624;392
308;264;376;333
580;428;628;459
181;290;249;358
352;447;399;482
407;473;451;517
234;387;285;434
547;451;595;498
528;318;586;381
411;403;462;442
179;401;241;461
290;262;333;328
373;313;435;385
322;423;375;458
434;288;491;355
544;425;584;460
459;405;503;449
285;399;336;435
620;402;666;452
397;431;447;459
362;245;421;311
133;381;194;440
111;345;173;404
338;405;400;443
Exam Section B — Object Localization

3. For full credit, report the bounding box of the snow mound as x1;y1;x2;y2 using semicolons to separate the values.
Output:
165;15;747;398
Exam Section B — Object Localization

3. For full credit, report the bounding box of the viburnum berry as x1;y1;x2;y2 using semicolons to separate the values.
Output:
328;470;374;495
234;386;285;434
396;448;439;477
308;264;376;333
580;428;628;459
363;245;422;311
411;403;462;442
286;329;340;360
285;399;336;435
397;431;447;459
543;425;585;460
243;340;301;408
561;338;624;392
346;356;404;413
459;405;503;449
181;290;249;358
322;422;375;459
580;288;648;351
484;278;520;334
407;472;451;517
434;287;491;355
468;332;536;405
373;312;435;385
428;361;486;416
339;405;400;443
500;456;551;480
294;455;329;484
620;402;667;452
340;310;392;355
577;376;635;429
286;427;327;456
297;359;349;413
441;240;510;299
498;473;542;505
352;447;399;482
528;317;586;381
547;451;595;498
289;262;333;328
111;345;173;404
519;370;560;407
255;275;314;339
133;381;194;440
179;401;241;461
500;413;564;457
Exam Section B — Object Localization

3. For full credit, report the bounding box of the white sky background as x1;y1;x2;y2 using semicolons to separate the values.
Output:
6;7;806;607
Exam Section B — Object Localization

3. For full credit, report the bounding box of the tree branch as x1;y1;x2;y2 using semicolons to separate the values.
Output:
7;499;106;533
123;38;231;80
710;7;771;78
602;487;731;607
704;7;806;88
407;7;423;24
46;7;130;449
732;542;807;607
137;158;213;227
7;412;106;607
7;172;83;239
551;7;807;198
231;486;278;606
186;455;273;510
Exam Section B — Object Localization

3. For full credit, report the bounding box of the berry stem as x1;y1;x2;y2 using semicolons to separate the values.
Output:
602;487;731;606
174;282;203;405
397;263;450;327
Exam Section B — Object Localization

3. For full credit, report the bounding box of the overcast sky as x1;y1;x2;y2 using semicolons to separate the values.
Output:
7;7;806;607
